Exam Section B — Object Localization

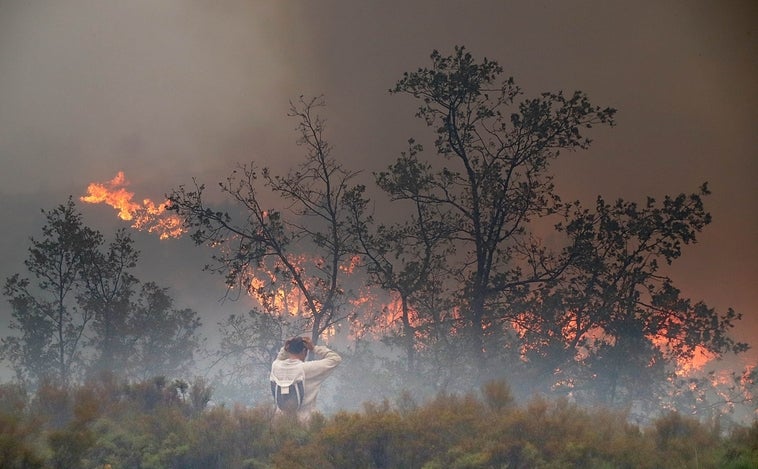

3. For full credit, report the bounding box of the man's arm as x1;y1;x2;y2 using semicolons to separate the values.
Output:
303;337;340;365
275;346;289;361
303;343;342;380
312;345;341;364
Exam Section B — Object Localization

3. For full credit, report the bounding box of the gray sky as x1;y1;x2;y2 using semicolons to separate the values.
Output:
1;1;756;367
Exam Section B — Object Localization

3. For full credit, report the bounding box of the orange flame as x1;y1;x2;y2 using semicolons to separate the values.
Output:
648;331;715;376
510;310;716;375
80;171;185;240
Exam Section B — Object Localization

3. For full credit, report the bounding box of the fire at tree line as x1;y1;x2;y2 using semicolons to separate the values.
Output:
2;46;756;440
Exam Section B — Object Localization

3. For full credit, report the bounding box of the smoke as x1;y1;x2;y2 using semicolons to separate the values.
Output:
0;1;309;195
0;0;755;407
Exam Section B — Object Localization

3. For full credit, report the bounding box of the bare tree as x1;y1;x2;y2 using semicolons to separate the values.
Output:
169;96;361;344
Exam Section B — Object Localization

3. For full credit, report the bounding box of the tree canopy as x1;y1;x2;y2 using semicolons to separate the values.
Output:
2;198;202;388
2;47;751;423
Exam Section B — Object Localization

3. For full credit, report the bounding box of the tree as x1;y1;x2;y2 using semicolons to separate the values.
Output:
384;46;616;370
517;187;748;410
568;190;747;409
208;309;295;404
2;198;101;386
80;228;139;376
2;199;204;386
126;282;203;380
376;46;748;410
346;141;455;374
168;96;361;345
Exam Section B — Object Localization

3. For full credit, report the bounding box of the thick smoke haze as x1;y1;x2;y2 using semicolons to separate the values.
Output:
1;0;756;384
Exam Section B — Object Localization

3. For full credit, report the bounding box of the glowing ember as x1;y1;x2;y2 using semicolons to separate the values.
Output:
80;171;185;239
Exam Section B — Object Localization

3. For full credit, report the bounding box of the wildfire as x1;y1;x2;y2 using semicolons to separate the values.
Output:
649;332;715;376
80;171;185;240
247;259;309;317
510;311;716;376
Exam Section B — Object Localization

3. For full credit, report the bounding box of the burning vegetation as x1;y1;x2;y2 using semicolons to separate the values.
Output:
2;48;753;452
80;171;185;240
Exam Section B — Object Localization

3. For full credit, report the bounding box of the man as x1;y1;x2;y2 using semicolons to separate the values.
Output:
270;336;341;422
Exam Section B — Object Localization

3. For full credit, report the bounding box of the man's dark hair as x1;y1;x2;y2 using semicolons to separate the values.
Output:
286;337;307;355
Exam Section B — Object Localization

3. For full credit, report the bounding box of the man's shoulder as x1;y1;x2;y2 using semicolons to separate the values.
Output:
275;358;303;365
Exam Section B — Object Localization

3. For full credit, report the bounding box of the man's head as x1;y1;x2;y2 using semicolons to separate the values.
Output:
285;337;308;361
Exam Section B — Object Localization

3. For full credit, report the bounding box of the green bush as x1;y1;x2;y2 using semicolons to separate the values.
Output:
0;383;45;468
718;421;758;469
0;377;755;468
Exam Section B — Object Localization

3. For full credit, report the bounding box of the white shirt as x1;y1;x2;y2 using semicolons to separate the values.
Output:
270;344;342;422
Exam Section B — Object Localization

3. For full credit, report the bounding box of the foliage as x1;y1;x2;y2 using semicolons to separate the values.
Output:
127;282;203;380
346;138;455;374
0;383;45;468
1;46;752;451
525;186;749;409
168;96;362;346
719;421;758;469
0;377;756;468
273;381;756;469
1;199;204;388
209;309;294;405
81;227;139;376
2;198;102;385
348;45;747;415
383;45;617;373
160;45;753;420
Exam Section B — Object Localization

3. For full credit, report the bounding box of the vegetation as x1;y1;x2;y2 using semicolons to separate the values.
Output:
1;46;754;464
1;199;203;389
0;378;756;469
164;46;749;417
168;96;362;348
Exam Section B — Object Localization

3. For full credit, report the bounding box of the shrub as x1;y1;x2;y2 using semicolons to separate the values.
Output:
0;376;753;468
651;411;721;468
0;383;45;468
718;420;758;469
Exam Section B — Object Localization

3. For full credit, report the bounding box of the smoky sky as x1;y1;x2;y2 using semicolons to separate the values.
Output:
0;1;756;366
